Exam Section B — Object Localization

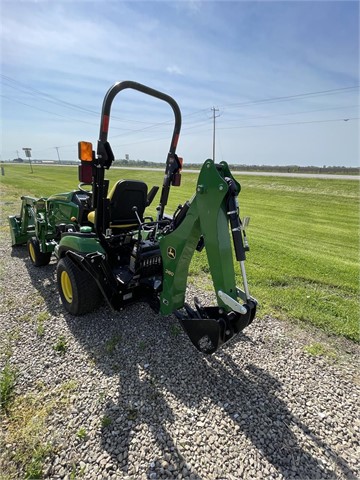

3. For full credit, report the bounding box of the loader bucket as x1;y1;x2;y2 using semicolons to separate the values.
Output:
8;214;33;246
8;215;22;246
175;301;256;354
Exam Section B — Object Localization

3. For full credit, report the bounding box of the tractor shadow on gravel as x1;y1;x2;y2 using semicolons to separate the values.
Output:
13;247;67;317
11;245;29;260
13;246;354;479
63;302;355;480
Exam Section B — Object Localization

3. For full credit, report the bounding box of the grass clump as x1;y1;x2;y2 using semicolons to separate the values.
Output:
36;312;49;336
24;443;53;479
138;340;146;351
76;427;87;440
2;393;54;478
53;335;67;354
105;334;121;355
0;362;17;413
1;381;77;478
69;463;86;479
37;312;49;323
127;407;138;421
304;342;337;359
101;415;112;428
36;323;45;338
170;324;181;337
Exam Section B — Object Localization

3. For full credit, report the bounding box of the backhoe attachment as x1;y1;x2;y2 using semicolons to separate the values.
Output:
159;159;257;354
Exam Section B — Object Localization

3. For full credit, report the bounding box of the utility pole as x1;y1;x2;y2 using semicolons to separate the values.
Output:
211;107;220;161
55;147;61;163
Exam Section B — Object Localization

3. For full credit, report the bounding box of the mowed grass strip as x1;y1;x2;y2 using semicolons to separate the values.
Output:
237;175;359;341
1;164;359;341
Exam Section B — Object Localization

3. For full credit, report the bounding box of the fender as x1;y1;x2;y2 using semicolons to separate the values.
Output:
55;233;105;259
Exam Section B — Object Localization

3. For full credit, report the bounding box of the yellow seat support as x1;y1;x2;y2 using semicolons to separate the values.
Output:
87;210;95;224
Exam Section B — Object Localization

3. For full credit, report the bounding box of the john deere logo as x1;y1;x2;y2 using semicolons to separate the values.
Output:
167;246;176;259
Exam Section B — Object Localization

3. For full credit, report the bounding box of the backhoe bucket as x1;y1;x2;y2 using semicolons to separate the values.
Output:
175;301;256;354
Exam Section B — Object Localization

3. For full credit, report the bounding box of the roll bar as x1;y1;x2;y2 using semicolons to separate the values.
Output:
97;81;182;220
98;80;181;155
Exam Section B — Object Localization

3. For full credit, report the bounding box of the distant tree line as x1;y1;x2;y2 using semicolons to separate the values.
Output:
7;157;359;175
113;158;359;175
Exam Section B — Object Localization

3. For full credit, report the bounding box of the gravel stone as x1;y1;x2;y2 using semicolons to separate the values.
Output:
0;201;359;479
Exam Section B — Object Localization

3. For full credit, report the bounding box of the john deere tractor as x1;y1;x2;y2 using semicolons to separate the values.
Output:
9;81;257;354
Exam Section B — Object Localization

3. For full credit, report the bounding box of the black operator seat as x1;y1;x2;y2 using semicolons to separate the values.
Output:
109;180;148;228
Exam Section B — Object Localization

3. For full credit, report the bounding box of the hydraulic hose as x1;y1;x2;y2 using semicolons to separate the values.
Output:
225;178;246;262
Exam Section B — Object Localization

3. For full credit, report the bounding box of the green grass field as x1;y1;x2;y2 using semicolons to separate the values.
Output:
1;164;359;341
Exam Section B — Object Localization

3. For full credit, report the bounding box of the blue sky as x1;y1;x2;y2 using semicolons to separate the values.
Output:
1;1;359;166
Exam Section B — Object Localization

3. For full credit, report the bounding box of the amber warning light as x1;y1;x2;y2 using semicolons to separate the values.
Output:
78;141;93;162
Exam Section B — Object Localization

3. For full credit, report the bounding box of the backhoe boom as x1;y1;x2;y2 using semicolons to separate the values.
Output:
159;159;257;353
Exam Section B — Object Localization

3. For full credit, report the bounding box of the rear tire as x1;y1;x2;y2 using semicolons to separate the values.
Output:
57;256;102;315
27;237;51;267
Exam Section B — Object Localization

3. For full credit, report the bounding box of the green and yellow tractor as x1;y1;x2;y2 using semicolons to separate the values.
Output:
9;81;257;354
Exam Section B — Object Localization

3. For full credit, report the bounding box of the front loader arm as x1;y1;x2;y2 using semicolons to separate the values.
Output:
159;159;257;354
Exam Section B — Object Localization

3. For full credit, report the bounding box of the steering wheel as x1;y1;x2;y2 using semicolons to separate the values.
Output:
78;182;93;194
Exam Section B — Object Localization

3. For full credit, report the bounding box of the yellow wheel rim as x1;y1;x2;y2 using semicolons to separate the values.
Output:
61;271;73;303
29;242;36;263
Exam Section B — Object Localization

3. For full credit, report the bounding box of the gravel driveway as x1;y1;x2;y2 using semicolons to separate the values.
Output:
0;205;359;479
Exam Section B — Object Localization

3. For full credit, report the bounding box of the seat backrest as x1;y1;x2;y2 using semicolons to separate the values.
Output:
109;180;148;226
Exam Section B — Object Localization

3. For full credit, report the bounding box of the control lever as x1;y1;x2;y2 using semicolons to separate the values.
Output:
132;206;143;229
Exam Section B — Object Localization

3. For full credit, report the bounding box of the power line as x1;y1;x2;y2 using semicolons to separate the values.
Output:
111;117;358;149
4;73;358;132
1;74;170;126
1;74;209;128
1;94;137;132
221;85;359;110
1;112;357;159
218;117;359;131
3;73;359;138
2;74;359;157
1;94;99;126
1;74;102;117
217;104;359;126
